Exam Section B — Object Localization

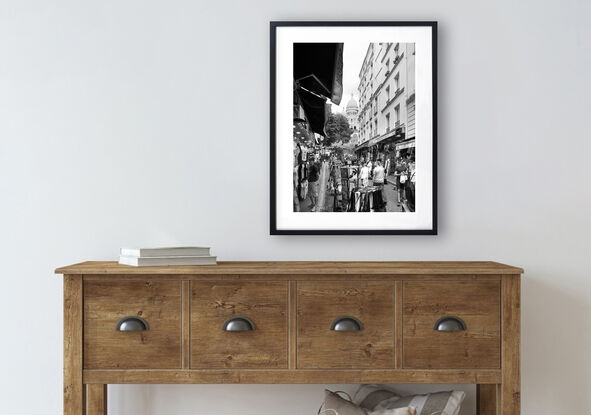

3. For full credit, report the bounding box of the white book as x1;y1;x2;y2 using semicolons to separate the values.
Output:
120;247;210;257
119;255;217;267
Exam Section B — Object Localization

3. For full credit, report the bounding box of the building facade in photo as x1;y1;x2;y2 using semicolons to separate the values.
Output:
355;42;416;164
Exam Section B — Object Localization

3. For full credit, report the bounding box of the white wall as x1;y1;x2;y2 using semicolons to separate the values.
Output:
1;0;590;414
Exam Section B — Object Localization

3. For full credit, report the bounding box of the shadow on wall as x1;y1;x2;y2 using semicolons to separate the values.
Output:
522;275;590;414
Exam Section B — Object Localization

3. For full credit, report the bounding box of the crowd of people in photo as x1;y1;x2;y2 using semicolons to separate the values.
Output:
294;143;416;213
341;153;415;212
391;153;416;212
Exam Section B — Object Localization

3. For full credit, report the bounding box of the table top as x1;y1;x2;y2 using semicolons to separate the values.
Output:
55;261;524;275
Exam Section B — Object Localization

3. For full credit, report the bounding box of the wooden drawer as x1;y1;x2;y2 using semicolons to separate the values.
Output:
403;280;501;369
191;281;288;368
84;280;182;369
297;281;394;369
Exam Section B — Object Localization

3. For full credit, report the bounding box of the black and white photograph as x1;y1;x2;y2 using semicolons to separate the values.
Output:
271;22;436;234
293;41;417;214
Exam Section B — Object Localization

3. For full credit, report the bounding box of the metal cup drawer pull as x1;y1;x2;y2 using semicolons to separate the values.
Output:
116;316;150;331
330;316;363;331
222;316;256;331
433;316;467;332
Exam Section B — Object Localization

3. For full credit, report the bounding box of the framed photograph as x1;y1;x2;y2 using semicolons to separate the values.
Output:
271;21;437;235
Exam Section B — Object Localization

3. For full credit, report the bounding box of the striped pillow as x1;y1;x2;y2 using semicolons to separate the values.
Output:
355;386;397;409
354;385;465;415
321;390;366;415
320;389;417;415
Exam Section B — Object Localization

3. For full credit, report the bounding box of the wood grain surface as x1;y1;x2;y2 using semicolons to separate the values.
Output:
477;384;498;415
395;281;403;368
57;262;522;415
83;368;502;385
182;280;191;369
64;275;83;415
501;275;521;415
84;280;182;369
191;281;288;368
56;261;524;275
297;280;394;369
288;281;297;369
403;280;501;369
86;384;107;415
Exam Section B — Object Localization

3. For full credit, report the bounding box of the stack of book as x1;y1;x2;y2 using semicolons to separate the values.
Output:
118;247;216;267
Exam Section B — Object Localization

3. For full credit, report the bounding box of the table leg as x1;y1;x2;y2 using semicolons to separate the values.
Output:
477;384;498;415
86;385;107;415
64;275;83;415
501;275;521;414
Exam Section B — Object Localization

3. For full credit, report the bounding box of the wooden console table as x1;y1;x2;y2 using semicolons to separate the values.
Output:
56;261;522;415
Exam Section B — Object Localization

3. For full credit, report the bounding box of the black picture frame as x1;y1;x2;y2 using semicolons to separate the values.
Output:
271;21;437;235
